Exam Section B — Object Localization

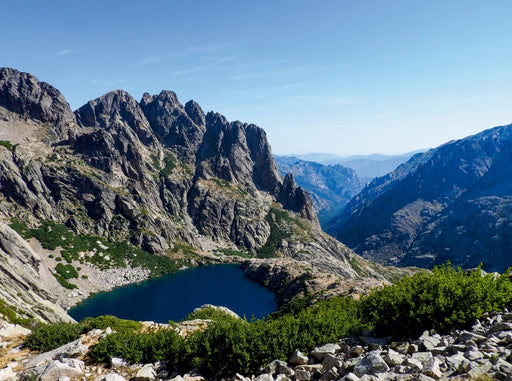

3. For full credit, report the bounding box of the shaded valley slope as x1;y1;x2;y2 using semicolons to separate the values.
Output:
333;124;512;272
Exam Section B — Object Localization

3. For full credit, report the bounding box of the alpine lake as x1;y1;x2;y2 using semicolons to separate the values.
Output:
68;264;277;323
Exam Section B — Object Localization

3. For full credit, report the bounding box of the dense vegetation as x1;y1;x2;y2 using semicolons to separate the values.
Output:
25;316;141;352
23;264;512;378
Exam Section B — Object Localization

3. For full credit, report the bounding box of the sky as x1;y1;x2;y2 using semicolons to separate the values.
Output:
2;0;512;156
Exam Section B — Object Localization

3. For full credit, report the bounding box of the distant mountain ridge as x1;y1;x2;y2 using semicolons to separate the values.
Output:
291;151;426;179
275;156;365;226
332;124;512;272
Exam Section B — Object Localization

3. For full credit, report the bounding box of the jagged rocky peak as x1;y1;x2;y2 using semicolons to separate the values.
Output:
279;174;319;224
75;89;157;147
140;90;206;162
0;67;77;142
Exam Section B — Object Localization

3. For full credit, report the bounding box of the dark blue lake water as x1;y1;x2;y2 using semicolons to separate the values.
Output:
68;264;277;323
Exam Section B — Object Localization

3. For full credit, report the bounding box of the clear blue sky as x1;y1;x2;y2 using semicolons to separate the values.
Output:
2;0;512;156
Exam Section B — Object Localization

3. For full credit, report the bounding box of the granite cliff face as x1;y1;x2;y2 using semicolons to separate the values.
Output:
275;156;365;227
334;124;512;272
0;68;387;321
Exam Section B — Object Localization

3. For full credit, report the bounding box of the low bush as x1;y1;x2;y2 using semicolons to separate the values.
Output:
25;315;141;352
25;322;83;352
360;264;512;338
89;329;183;364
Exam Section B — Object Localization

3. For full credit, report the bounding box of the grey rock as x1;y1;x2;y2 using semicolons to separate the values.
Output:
262;360;294;377
254;374;274;381
322;353;344;372
26;338;87;368
275;375;291;381
0;67;77;142
467;360;493;378
494;358;512;374
383;349;404;366
445;353;470;373
134;364;156;381
354;351;390;376
39;359;84;381
168;376;185;381
421;357;443;379
109;357;128;369
310;343;341;361
457;330;487;344
0;367;14;381
94;374;128;381
294;368;311;381
491;321;512;332
404;358;423;372
464;349;484;361
341;373;360;381
319;368;339;381
419;331;441;351
288;350;309;366
411;351;433;363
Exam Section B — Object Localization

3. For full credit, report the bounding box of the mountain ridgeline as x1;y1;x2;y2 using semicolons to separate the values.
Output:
333;124;512;272
275;156;365;226
0;67;395;323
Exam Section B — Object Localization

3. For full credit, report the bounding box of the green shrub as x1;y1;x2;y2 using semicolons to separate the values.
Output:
25;323;83;352
81;315;142;333
53;273;77;289
55;263;78;279
181;296;362;377
25;315;141;352
90;329;183;364
360;264;512;338
0;140;13;151
183;306;241;322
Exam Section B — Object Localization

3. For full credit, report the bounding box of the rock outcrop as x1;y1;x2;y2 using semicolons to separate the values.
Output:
0;222;71;322
333;124;512;272
0;67;76;143
275;156;365;227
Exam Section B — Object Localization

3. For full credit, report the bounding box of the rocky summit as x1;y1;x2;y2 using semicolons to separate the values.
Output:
0;67;394;322
333;124;512;272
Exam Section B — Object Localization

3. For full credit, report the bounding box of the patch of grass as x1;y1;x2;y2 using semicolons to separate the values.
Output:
214;248;253;259
0;140;13;151
161;153;176;176
0;299;32;326
53;273;77;289
55;263;78;279
212;178;231;188
171;241;197;256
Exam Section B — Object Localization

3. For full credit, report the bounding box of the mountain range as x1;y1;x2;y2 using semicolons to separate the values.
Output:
0;67;392;322
275;156;365;226
290;151;424;179
332;124;512;272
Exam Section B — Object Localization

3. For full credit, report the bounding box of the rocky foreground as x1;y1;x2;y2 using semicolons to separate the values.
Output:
3;308;512;381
